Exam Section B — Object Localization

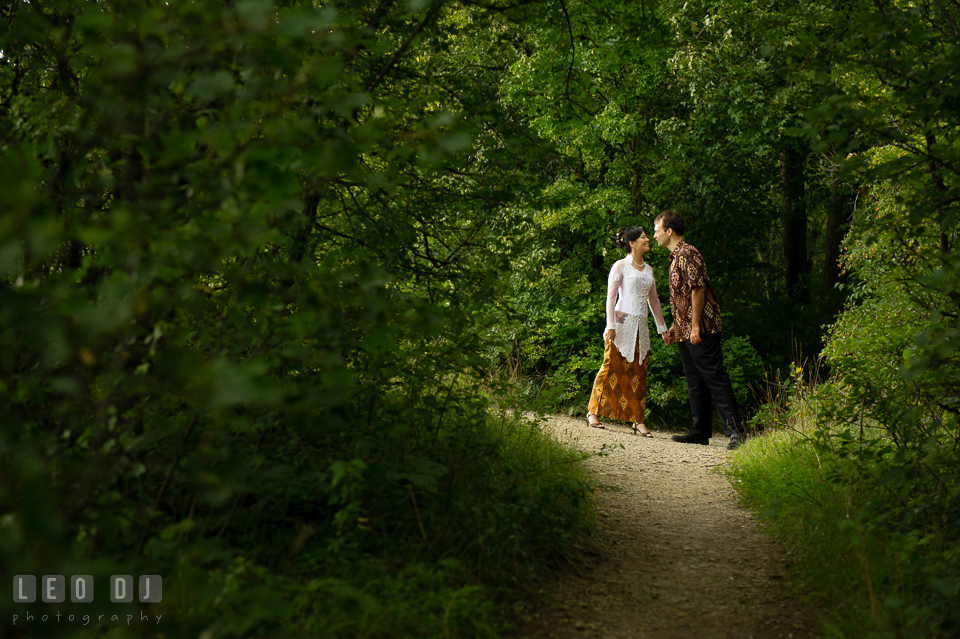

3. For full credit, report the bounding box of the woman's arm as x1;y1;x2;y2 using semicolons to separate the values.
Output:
648;277;668;334
604;262;622;340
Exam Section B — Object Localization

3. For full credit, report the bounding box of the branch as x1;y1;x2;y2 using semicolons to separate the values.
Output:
459;0;544;11
315;222;364;246
842;109;960;179
217;429;265;540
556;0;594;118
137;414;198;554
364;2;444;94
937;401;960;416
931;0;960;37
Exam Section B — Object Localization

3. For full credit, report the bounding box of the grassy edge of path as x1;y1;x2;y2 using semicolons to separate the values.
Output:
726;425;960;639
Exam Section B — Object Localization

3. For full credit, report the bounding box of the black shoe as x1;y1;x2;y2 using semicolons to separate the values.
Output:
672;433;710;445
727;434;742;450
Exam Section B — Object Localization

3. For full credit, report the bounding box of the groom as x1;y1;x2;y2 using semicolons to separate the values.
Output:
653;210;745;450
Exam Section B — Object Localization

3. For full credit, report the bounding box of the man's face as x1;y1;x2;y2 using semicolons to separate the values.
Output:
653;222;670;248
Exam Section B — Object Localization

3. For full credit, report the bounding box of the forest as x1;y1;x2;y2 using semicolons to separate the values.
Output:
1;0;958;636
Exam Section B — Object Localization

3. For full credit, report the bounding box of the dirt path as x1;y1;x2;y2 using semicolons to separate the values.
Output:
516;414;820;639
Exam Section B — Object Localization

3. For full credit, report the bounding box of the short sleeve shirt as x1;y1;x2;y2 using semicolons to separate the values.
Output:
668;240;723;341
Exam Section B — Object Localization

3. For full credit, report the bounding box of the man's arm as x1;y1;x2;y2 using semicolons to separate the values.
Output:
689;286;705;345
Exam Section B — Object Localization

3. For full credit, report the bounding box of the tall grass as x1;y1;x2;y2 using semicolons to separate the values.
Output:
728;366;960;638
279;408;597;638
146;407;595;639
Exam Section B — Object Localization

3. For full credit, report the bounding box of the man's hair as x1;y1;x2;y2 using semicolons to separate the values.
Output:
655;209;685;236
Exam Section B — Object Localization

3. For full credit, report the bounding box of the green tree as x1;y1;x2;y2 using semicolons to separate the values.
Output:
493;0;840;411
750;1;960;633
0;1;591;636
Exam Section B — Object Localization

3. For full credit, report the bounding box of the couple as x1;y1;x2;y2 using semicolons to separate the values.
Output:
585;210;744;450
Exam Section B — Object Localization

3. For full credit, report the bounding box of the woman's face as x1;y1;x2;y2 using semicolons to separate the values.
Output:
630;232;650;255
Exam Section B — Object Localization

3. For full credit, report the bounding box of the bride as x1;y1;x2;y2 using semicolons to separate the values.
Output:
586;226;668;436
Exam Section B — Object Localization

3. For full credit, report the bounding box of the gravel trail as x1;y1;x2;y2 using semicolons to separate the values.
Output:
516;414;821;639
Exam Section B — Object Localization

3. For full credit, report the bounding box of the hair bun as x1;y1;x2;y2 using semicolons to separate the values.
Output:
615;226;643;254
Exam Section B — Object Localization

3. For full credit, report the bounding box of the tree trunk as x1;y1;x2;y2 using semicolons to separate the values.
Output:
780;145;809;303
632;169;643;217
925;129;960;310
823;178;854;295
290;191;320;264
630;135;644;218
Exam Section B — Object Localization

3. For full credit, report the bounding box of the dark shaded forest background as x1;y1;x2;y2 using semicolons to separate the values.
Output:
1;0;958;637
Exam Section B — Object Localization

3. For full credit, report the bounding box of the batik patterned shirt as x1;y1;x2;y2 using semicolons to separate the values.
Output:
668;240;723;342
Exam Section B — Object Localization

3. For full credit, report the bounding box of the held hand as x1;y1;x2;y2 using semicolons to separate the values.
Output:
605;329;616;343
690;325;702;345
662;328;675;345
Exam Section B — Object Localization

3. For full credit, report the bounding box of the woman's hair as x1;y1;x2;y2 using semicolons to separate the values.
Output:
616;227;644;254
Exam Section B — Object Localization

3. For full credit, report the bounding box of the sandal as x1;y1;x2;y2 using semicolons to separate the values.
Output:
632;423;654;437
587;412;605;429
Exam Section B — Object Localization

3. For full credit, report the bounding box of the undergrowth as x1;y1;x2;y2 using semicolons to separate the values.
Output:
728;376;960;638
163;408;595;639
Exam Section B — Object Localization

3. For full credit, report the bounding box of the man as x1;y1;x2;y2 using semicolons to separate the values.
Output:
653;210;744;450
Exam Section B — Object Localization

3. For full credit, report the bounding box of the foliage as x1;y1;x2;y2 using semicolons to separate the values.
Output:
790;161;960;637
720;335;765;408
487;0;857;419
3;0;958;635
801;0;960;393
0;0;593;636
725;1;960;635
738;65;960;633
729;416;960;638
643;323;688;425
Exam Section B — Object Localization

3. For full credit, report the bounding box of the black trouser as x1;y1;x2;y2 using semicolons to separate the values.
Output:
677;332;744;439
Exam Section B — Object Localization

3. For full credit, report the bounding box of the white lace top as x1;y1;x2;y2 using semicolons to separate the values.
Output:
604;256;668;363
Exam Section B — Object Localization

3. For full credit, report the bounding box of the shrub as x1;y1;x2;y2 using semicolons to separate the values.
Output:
0;1;593;636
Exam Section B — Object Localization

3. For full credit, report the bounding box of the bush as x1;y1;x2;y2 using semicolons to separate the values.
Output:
732;164;960;637
729;413;960;639
0;1;593;636
722;335;765;410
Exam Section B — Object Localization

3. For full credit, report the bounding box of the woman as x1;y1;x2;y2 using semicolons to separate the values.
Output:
586;227;668;436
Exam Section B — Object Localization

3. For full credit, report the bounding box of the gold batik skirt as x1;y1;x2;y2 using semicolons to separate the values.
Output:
587;334;649;424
